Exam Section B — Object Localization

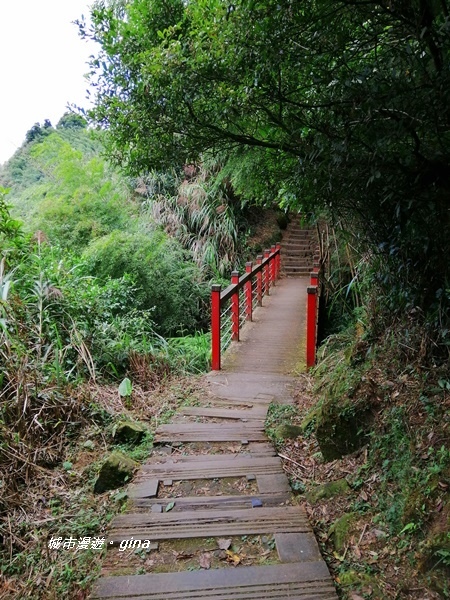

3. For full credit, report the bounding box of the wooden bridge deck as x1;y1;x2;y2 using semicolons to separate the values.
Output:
90;277;338;599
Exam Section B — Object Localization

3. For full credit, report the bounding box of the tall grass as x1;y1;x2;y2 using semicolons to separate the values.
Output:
140;165;243;276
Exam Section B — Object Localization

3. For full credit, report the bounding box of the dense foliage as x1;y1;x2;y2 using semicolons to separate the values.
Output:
79;0;450;355
0;123;211;370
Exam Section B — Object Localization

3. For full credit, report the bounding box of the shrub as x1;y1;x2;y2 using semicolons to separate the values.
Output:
82;230;209;336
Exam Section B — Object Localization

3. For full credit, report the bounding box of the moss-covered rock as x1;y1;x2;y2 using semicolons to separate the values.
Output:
315;395;372;461
274;424;304;440
418;529;450;590
305;478;351;503
329;512;359;552
338;570;382;595
94;451;138;494
115;420;146;445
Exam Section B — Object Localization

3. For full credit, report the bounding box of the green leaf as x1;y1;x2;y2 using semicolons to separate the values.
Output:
118;377;132;397
63;461;73;471
165;501;175;512
113;491;128;502
399;522;417;535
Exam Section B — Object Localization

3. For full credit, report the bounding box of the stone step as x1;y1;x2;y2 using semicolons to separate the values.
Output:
282;266;313;272
283;270;311;277
282;243;315;250
283;231;315;238
282;255;314;261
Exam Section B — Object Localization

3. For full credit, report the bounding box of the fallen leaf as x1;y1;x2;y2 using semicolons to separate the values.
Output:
333;551;346;562
372;528;387;539
227;445;241;453
165;501;175;512
173;551;194;560
199;553;211;569
226;549;242;565
217;538;232;550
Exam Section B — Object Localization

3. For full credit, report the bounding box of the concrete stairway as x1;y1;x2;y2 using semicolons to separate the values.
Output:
281;220;318;277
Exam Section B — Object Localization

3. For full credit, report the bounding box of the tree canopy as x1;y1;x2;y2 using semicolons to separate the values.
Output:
79;0;450;338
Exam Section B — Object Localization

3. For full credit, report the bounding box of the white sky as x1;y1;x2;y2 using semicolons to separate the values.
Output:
0;1;98;165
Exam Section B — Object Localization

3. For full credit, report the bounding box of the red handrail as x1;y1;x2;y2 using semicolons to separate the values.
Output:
211;244;281;370
306;268;322;369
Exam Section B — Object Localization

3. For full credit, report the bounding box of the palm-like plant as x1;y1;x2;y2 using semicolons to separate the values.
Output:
140;164;242;277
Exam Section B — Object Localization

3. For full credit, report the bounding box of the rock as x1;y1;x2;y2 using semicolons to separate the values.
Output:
338;570;381;596
274;424;304;440
329;512;358;552
315;396;372;461
115;421;146;445
305;478;351;503
94;451;138;494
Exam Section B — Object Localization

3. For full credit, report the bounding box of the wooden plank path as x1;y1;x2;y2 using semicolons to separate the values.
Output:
90;278;337;599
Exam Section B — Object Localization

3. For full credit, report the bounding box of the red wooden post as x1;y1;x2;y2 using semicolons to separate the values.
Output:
245;262;253;321
270;245;277;285
307;285;318;369
313;261;320;273
256;255;263;306
211;284;221;370
310;271;319;287
231;270;240;341
275;243;281;279
264;249;270;295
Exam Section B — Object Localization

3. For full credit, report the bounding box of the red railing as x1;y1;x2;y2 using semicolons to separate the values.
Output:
306;262;321;369
211;244;281;370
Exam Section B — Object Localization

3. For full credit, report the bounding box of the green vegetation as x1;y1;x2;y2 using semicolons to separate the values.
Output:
2;0;450;596
0;107;287;597
0;117;243;598
305;318;449;596
79;0;450;353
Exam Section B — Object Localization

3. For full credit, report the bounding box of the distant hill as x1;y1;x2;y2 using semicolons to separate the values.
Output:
0;113;138;252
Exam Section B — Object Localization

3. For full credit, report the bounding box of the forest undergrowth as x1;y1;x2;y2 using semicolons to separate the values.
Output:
268;323;450;600
0;371;208;600
0;125;285;598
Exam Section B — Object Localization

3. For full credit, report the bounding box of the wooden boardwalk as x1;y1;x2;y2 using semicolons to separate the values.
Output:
90;277;338;599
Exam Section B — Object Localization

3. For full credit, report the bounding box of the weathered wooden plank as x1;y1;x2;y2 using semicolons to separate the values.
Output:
108;506;309;542
128;479;159;500
142;454;280;467
108;523;310;542
154;423;267;443
144;447;276;466
204;398;258;408
275;533;323;563
91;561;337;599
179;407;267;420
257;473;292;494
157;423;266;432
132;492;291;510
136;456;281;481
112;505;305;525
